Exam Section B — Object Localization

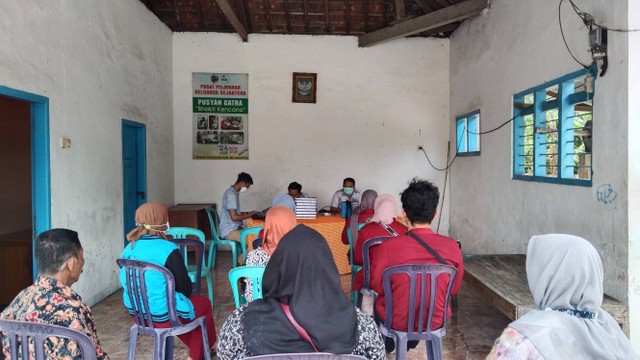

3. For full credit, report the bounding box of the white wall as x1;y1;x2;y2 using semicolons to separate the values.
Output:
0;0;174;305
173;33;452;231
627;0;640;348
450;0;636;343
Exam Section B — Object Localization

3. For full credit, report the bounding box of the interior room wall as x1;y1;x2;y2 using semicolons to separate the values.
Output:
0;0;174;305
450;0;636;344
0;97;31;234
172;33;452;232
626;0;640;348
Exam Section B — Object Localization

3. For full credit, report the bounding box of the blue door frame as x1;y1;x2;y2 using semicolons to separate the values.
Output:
122;120;147;244
0;86;51;280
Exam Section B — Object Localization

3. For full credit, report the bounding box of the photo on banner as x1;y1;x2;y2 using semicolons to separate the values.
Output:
192;73;249;159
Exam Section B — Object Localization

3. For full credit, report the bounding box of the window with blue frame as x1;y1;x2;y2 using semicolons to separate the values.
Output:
513;67;594;186
455;110;480;156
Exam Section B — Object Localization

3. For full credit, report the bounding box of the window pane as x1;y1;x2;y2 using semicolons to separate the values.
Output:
456;118;467;152
468;114;479;152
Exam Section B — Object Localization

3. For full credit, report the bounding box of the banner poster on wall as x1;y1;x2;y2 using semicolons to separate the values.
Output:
192;72;249;160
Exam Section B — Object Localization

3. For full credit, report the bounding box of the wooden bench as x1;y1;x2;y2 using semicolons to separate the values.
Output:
463;254;629;335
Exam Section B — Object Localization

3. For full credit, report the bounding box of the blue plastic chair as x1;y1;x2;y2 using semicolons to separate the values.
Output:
240;226;264;264
228;265;266;308
245;353;367;360
346;223;367;304
117;258;212;360
0;319;97;359
379;264;457;360
166;227;214;308
204;206;243;268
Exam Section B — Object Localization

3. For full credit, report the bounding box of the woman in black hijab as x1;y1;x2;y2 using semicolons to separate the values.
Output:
217;224;385;360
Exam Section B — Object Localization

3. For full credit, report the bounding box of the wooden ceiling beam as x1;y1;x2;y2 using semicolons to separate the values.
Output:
236;0;251;32
363;0;369;33
284;0;292;32
324;0;330;32
214;0;249;40
431;0;450;9
263;0;273;32
345;0;351;33
303;0;310;32
395;0;406;20
358;0;488;47
172;0;182;26
196;0;207;27
414;0;437;13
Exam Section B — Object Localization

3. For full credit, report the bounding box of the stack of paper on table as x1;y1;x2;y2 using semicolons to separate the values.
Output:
294;197;317;219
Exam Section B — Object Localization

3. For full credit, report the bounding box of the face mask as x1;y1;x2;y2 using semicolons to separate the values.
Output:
239;186;248;194
343;187;354;195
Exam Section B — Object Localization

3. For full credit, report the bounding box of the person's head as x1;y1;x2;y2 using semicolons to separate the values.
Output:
371;194;399;224
507;234;639;360
262;206;297;256
400;178;439;226
360;189;378;210
527;234;603;312
287;181;303;198
36;229;84;286
342;177;356;195
271;193;296;211
235;172;254;193
244;225;358;354
126;202;170;246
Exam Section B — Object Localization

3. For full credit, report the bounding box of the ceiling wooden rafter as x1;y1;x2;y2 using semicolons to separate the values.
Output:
138;0;489;46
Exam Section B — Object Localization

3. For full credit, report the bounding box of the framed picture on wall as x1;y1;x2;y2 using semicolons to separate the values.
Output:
292;72;317;103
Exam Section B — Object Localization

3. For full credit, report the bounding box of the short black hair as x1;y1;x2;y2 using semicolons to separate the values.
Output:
400;178;440;225
343;177;356;186
288;181;302;191
236;172;253;185
35;228;82;275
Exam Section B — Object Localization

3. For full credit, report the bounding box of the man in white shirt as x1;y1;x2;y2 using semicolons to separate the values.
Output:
330;177;362;214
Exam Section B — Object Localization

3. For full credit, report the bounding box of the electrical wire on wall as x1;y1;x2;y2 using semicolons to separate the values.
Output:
417;0;637;233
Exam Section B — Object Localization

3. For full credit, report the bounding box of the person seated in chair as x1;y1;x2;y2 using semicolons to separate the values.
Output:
0;228;109;359
217;224;386;360
487;234;638;360
120;202;216;360
330;177;362;215
271;181;310;212
244;206;298;302
220;172;257;242
352;194;407;294
340;189;377;246
369;179;464;353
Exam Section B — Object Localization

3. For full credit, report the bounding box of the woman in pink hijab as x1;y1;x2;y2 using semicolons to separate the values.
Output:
352;194;407;293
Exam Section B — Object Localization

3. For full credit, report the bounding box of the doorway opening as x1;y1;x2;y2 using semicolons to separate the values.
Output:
0;86;50;310
122;119;147;244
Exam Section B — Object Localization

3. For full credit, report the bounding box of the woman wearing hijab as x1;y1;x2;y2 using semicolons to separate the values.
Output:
119;202;217;360
341;189;378;246
352;194;407;293
487;234;638;360
218;225;385;360
244;206;298;302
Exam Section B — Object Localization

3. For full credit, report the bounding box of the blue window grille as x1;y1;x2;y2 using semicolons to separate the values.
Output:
513;67;594;186
456;110;480;156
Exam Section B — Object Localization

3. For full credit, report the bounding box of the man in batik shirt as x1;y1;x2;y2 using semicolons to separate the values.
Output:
0;228;109;359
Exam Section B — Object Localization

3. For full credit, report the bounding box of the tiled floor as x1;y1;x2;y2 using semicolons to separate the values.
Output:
93;253;509;360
